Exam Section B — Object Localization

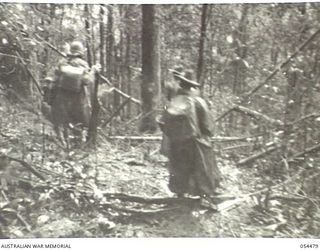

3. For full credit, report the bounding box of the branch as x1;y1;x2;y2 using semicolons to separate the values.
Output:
221;143;253;151
6;89;40;116
237;144;281;166
111;87;141;105
99;75;112;86
99;202;179;215
7;156;46;181
289;113;320;126
102;192;235;207
233;105;283;126
217;168;314;212
287;143;320;163
15;51;43;96
0;52;44;66
215;27;320;122
103;192;200;205
107;134;265;142
1;190;32;232
35;34;67;58
101;97;131;127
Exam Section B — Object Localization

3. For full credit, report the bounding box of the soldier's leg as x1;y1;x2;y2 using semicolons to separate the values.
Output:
168;140;194;195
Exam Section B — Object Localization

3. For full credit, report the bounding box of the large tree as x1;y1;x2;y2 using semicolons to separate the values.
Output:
140;5;161;133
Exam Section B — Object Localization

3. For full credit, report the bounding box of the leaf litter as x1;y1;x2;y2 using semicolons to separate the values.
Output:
1;106;319;238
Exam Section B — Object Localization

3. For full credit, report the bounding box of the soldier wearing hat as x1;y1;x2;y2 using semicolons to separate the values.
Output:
167;67;201;98
158;68;221;201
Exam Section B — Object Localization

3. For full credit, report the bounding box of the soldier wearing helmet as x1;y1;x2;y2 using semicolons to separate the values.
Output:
48;41;90;103
68;41;85;58
46;40;100;146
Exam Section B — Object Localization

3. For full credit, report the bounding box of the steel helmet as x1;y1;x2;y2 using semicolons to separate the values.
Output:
69;41;85;57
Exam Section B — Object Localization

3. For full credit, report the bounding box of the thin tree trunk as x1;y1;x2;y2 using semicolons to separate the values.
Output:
91;17;96;64
231;4;249;132
126;34;132;118
282;68;303;156
197;4;210;86
99;5;105;74
84;4;92;67
106;5;114;80
87;73;101;145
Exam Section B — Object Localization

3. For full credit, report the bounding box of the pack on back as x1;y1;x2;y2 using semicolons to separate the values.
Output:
162;95;200;143
58;65;86;92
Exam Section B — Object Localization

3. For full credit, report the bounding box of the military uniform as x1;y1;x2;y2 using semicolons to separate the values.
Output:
49;41;95;143
159;71;221;197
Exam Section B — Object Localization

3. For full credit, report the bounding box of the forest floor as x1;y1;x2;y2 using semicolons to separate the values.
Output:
0;104;318;238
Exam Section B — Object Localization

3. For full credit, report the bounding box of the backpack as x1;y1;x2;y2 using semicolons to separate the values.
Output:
58;64;86;92
162;95;200;142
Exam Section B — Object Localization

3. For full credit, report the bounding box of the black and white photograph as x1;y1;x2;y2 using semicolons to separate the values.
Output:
0;1;320;241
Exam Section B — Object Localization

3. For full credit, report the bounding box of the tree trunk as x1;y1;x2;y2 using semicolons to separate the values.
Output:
84;4;92;67
282;67;303;156
197;4;210;86
99;5;105;74
106;5;114;80
126;34;132;118
87;73;101;145
230;4;250;132
91;16;96;64
140;5;161;133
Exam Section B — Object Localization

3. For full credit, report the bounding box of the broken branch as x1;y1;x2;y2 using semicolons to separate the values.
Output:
237;144;281;166
101;97;131;127
112;87;141;105
234;105;283;126
7;156;46;181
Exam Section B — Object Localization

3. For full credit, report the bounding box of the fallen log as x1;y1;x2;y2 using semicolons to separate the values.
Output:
221;144;253;151
237;144;281;166
216;169;320;212
102;192;235;206
106;134;265;143
103;192;199;205
100;202;180;215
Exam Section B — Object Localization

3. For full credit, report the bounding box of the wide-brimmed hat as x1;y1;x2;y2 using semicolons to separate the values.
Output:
169;66;184;77
174;73;200;87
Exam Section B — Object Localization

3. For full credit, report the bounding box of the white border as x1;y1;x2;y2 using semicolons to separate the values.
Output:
1;0;320;4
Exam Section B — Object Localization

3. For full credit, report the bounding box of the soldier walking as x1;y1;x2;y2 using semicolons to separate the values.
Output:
46;41;99;146
158;69;221;201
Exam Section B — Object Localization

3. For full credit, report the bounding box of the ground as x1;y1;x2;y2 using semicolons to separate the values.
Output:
0;105;318;238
